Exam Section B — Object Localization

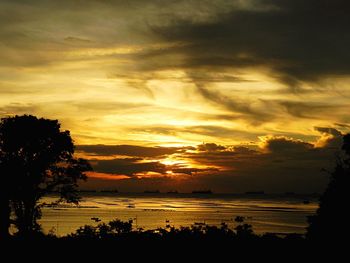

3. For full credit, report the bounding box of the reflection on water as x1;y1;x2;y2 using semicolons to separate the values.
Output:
39;193;318;236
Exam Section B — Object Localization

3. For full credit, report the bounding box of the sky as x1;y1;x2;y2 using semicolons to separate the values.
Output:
1;0;350;193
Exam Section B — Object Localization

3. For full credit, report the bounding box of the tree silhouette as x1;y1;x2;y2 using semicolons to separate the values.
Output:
0;115;91;237
0;163;11;238
307;134;350;240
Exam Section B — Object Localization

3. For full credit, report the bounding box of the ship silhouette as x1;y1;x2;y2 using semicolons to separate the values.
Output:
167;190;179;194
192;190;212;194
245;191;265;195
144;190;160;194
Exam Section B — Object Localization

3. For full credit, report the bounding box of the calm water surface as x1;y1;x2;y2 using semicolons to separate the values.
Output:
39;193;318;236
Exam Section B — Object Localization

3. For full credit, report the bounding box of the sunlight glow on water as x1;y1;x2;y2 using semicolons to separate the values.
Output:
39;193;318;236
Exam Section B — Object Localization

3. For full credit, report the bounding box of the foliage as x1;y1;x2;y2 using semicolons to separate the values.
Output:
65;217;260;243
0;115;91;237
307;134;350;240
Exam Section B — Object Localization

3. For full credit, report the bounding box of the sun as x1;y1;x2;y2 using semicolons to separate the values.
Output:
161;159;180;166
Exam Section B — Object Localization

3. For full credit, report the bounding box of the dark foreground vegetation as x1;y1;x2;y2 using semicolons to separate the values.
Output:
1;115;350;248
7;219;308;250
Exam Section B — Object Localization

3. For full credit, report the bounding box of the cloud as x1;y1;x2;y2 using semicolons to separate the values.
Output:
88;156;213;178
275;100;343;119
4;0;347;87
183;145;259;171
0;103;40;117
64;36;92;44
314;127;342;137
196;86;271;123
182;135;341;192
78;129;345;193
133;125;261;141
148;0;350;89
259;136;313;153
76;144;187;158
197;143;226;152
2;0;350;87
314;126;343;148
71;101;151;113
334;123;350;129
91;158;167;176
190;86;290;125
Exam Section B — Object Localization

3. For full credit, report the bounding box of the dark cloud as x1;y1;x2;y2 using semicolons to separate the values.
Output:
171;166;217;175
183;145;260;169
132;124;261;140
274;100;342;119
80;130;344;192
2;0;350;87
314;127;342;137
64;36;92;44
314;126;343;148
90;157;212;177
185;70;249;83
91;158;166;176
334;123;350;129
196;86;274;123
76;144;188;157
197;143;226;152
262;136;313;153
149;0;350;89
182;135;341;192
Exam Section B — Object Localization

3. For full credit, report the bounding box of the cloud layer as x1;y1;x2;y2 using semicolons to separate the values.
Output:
150;0;350;87
78;128;344;193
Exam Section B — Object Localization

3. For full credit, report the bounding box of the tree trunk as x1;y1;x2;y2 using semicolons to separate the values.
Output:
0;197;10;239
15;199;38;237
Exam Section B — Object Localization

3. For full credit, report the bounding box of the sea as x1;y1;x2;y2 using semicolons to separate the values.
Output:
38;193;319;237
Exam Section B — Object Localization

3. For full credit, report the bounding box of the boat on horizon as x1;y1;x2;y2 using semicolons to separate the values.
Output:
192;190;212;194
144;190;160;194
245;191;265;195
167;190;179;194
100;189;119;193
